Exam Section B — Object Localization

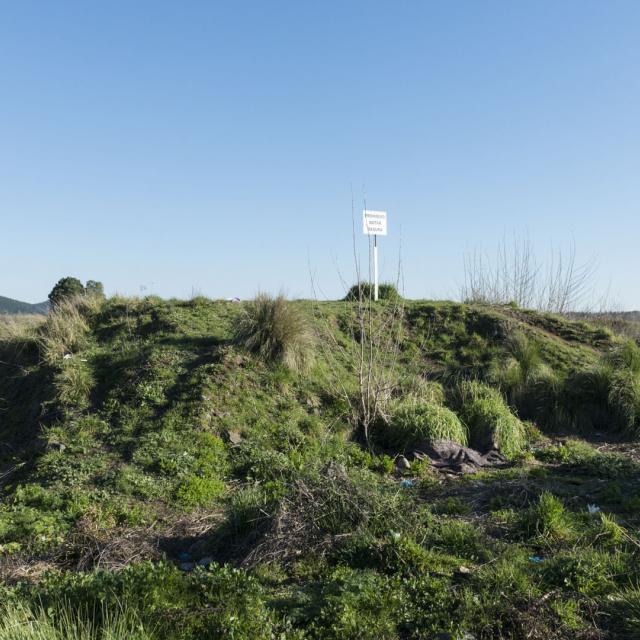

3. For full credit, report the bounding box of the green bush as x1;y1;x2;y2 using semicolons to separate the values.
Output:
48;277;105;308
48;277;86;308
453;381;526;458
234;294;314;371
382;402;467;450
562;365;615;432
344;282;401;302
85;280;105;299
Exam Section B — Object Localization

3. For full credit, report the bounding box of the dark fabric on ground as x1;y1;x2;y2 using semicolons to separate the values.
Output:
410;439;508;474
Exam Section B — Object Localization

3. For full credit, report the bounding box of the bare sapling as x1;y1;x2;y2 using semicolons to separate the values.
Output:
311;197;406;446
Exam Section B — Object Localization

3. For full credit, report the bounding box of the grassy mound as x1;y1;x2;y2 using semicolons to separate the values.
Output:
382;402;468;451
453;380;527;458
1;296;639;639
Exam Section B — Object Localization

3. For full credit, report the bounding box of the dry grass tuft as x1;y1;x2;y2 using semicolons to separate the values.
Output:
37;295;102;366
55;516;161;571
234;293;314;371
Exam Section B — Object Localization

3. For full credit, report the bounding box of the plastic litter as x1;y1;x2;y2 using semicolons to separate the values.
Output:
587;503;601;514
400;479;414;488
528;556;544;563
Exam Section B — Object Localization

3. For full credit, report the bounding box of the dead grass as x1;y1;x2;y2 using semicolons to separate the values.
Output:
234;293;314;371
36;295;102;365
0;314;44;341
56;517;161;571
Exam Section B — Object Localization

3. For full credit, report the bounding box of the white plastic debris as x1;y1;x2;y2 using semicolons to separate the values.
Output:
63;354;72;360
587;503;601;514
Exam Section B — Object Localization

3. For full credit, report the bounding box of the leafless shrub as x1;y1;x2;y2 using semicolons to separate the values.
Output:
462;235;598;313
311;197;406;444
243;463;407;567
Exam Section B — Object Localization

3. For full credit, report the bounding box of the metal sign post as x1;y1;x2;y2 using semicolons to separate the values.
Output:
362;210;388;301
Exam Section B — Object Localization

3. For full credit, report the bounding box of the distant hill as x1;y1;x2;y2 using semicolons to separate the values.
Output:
0;295;49;315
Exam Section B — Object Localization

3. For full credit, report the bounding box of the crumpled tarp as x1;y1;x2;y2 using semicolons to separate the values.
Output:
409;439;508;474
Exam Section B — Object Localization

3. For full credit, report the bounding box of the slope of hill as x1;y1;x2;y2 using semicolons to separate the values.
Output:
0;295;638;639
0;295;48;315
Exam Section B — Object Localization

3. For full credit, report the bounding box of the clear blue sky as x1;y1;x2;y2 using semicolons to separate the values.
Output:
2;1;639;307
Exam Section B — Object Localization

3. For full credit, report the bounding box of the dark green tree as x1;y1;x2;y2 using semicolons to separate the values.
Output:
85;280;105;298
48;277;85;308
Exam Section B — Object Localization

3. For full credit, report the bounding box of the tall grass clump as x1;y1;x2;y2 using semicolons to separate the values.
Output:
505;332;541;385
491;332;550;418
607;369;640;438
453;380;526;458
604;339;640;374
37;295;102;366
234;294;314;371
515;365;568;431
398;377;445;407
561;343;640;437
381;402;467;451
55;360;95;410
520;491;575;544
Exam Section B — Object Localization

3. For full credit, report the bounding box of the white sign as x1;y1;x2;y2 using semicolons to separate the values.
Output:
362;210;387;236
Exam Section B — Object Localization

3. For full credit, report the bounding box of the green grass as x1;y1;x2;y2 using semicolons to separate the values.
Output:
0;601;154;640
382;402;468;450
520;491;576;544
1;295;639;639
